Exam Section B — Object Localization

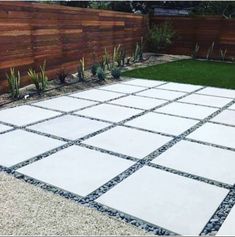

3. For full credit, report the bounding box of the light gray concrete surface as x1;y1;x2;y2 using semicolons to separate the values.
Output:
17;146;134;197
28;115;110;140
136;88;186;100
153;140;235;185
198;87;235;98
0;130;65;167
75;103;141;123
97;166;228;235
179;94;232;108
0;105;60;126
0;172;148;236
188;123;235;149
0;78;235;235
157;82;202;93
34;96;97;112
126;112;197;136
84;126;171;158
71;88;122;102
156;102;217;120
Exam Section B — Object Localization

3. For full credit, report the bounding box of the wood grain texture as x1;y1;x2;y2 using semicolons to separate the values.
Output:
150;16;235;60
0;1;148;93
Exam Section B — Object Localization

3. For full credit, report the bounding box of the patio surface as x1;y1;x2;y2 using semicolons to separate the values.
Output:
0;78;235;235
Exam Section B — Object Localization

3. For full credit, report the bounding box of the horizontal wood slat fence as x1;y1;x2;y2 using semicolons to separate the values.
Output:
0;2;148;93
150;16;235;60
1;2;235;94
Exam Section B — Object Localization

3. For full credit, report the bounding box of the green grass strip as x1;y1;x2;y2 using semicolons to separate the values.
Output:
122;59;235;89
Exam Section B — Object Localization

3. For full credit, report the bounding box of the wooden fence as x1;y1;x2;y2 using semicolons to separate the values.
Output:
0;2;148;92
1;3;235;94
150;16;235;60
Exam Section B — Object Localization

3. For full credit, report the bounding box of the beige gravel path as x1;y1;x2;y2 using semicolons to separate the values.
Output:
0;172;149;235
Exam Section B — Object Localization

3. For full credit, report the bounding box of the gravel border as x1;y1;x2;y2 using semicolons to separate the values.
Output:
0;172;149;236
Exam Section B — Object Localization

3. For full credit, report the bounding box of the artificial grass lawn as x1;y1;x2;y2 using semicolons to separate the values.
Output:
122;59;235;89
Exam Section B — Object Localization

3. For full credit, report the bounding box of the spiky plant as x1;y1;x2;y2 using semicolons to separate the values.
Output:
192;42;200;59
28;69;40;92
206;41;215;60
6;68;20;99
28;60;48;94
113;44;122;67
78;57;85;81
100;58;106;71
133;42;140;62
120;48;126;67
138;37;144;61
220;49;227;61
39;60;48;91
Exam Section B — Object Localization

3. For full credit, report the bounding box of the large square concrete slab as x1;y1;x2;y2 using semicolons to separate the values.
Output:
28;115;109;140
122;78;165;88
70;89;122;102
136;88;186;100
97;166;228;235
110;95;166;110
34;96;96;112
229;103;235;111
126;112;197;136
83;126;171;158
0;130;64;167
217;205;235;235
188;123;235;149
153;140;235;185
0;124;12;133
157;82;202;93
99;84;144;94
74;104;141;123
155;102;217;120
18;145;134;196
211;110;235;126
179;94;232;108
0;105;60;126
198;87;235;98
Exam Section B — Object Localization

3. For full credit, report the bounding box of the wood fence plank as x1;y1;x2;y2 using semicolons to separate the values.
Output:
0;2;146;93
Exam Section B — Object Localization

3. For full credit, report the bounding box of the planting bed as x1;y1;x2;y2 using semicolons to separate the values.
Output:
0;54;188;109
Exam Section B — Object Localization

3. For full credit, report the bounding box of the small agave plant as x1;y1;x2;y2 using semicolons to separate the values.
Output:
96;67;106;81
28;60;48;94
6;68;21;99
111;66;121;79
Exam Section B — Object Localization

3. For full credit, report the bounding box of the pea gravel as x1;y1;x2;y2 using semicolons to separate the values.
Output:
0;172;149;236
